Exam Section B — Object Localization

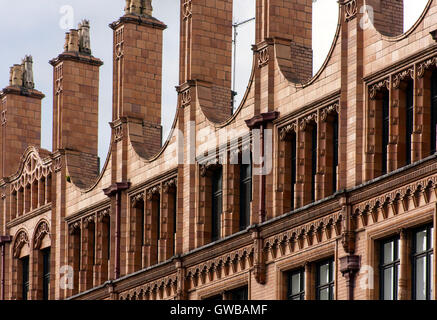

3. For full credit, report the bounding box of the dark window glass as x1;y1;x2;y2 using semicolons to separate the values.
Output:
21;256;29;301
173;190;177;255
311;125;317;202
406;80;414;165
412;225;434;300
332;115;339;193
228;286;248;300
239;162;252;230
287;268;305;300
316;258;334;300
291;132;297;209
211;167;223;242
380;237;400;300
382;91;390;175
107;217;111;262
42;248;50;300
91;225;96;265
431;71;437;155
156;195;161;241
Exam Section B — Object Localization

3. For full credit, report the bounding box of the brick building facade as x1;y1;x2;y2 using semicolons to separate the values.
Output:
1;0;437;300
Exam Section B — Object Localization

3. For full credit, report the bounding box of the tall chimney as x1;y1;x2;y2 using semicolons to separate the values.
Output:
0;56;44;177
49;20;103;157
110;0;165;146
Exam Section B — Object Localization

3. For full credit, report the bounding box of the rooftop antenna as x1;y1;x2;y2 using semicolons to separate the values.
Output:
232;17;255;111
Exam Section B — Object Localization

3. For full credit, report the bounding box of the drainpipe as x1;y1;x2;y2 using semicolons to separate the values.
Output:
245;111;279;223
103;182;130;279
0;235;12;300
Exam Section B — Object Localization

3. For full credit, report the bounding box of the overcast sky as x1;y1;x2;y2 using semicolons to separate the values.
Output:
0;0;429;167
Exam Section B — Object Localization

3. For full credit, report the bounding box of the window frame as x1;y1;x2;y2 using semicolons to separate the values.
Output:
239;160;252;231
42;247;51;300
316;258;334;300
287;268;305;300
412;224;434;300
211;167;223;242
379;236;400;300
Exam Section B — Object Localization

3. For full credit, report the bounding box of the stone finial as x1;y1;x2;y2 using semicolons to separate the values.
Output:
22;55;34;89
124;0;152;16
64;20;92;55
11;64;23;87
68;29;80;52
78;19;91;54
8;66;13;86
8;55;35;89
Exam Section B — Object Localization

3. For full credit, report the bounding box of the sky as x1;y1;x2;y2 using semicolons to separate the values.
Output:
0;0;429;168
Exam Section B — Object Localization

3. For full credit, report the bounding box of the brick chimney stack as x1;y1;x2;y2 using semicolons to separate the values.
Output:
110;0;165;128
0;55;44;177
49;20;103;157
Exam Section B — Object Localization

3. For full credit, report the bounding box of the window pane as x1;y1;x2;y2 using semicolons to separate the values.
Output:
319;262;330;286
416;230;427;253
415;256;427;300
383;241;394;264
431;253;434;299
319;288;329;300
291;272;301;296
383;267;394;300
431;227;434;249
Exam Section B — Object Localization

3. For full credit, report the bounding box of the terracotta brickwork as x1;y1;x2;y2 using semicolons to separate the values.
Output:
1;0;437;301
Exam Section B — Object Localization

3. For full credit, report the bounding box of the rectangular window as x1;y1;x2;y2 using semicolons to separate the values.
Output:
291;132;297;209
211;167;223;242
173;190;177;255
332;115;339;193
239;162;252;230
227;286;248;300
406;80;414;165
380;237;400;300
287;268;305;300
412;225;434;300
42;248;50;300
431;71;437;155
316;258;334;300
21;256;29;301
382;91;390;175
311;125;317;202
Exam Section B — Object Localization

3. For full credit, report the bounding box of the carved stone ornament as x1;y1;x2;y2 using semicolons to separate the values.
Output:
131;192;145;205
344;0;357;22
369;79;390;100
392;68;414;89
417;56;437;78
163;178;177;193
258;47;269;68
147;185;161;200
98;208;110;222
279;122;298;141
9;55;35;89
78;20;91;55
68;221;81;235
13;231;29;258
125;0;152;16
33;221;50;249
320;102;340;122
182;0;192;20
299;112;317;131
